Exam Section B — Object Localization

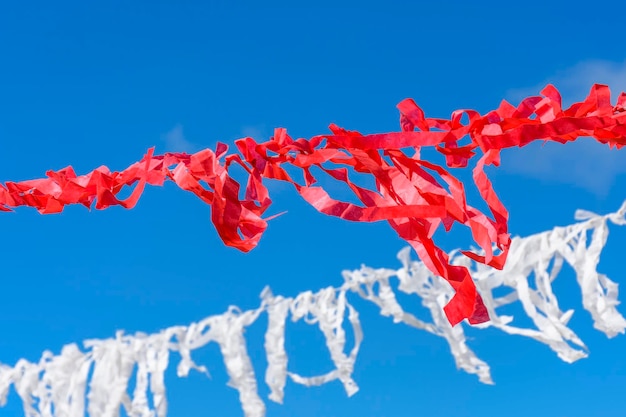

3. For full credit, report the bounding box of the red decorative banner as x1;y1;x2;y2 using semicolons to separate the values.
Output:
2;84;625;326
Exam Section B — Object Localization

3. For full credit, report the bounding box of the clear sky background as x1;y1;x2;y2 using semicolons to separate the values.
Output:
1;1;626;416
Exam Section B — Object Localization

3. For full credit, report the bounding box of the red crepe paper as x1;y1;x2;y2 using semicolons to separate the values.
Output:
2;84;625;326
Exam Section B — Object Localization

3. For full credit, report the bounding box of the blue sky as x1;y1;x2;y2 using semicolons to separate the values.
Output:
1;1;626;416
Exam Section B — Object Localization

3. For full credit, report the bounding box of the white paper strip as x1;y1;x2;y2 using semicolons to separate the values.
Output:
0;201;623;417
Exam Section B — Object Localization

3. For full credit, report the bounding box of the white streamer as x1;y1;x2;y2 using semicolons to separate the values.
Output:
0;202;623;417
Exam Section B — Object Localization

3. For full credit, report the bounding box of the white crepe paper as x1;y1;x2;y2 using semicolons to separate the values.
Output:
0;201;624;417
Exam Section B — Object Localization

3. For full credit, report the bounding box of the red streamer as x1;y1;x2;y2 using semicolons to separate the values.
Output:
2;84;625;326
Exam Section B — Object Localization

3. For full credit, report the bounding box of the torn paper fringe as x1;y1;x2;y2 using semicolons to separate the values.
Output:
1;202;624;417
3;84;626;325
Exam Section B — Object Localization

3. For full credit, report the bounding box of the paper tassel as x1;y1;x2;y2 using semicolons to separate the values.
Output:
2;85;625;325
1;202;623;417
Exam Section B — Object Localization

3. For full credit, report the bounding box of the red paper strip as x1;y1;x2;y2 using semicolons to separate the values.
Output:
2;84;624;326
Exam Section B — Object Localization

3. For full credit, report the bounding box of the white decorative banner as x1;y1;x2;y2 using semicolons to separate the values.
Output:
1;201;624;417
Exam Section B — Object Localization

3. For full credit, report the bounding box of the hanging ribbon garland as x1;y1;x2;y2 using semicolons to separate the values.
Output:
1;202;623;417
1;84;625;325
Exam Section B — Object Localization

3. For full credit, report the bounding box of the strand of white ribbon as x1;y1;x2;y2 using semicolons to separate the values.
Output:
0;201;624;417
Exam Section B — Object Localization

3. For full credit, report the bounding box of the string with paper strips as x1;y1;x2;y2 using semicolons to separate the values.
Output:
1;202;623;417
2;84;626;326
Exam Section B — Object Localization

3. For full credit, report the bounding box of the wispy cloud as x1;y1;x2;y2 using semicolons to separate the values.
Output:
507;60;626;104
240;125;268;141
161;124;196;153
501;60;626;196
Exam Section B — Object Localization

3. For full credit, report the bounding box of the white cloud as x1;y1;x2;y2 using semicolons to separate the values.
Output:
502;138;625;196
162;124;196;153
240;125;268;141
501;60;626;196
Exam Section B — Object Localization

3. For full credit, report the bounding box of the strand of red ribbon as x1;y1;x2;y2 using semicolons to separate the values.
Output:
2;84;624;326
